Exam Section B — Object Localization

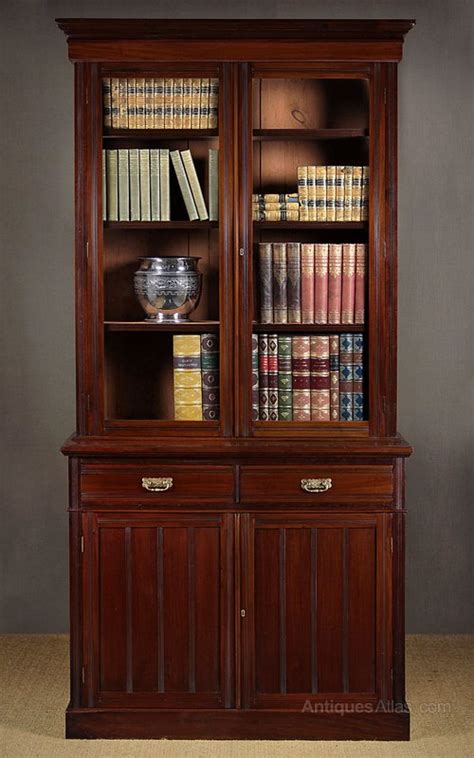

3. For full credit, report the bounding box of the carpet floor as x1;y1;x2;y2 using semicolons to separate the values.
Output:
0;635;472;757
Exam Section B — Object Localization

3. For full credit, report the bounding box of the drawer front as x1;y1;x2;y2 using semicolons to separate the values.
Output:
240;465;393;504
80;463;235;505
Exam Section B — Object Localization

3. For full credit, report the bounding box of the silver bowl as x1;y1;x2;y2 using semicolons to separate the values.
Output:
134;256;202;322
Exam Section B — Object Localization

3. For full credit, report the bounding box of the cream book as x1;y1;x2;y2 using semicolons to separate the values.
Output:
170;150;199;221
159;149;170;221
129;148;140;221
153;78;165;128
191;78;201;128
150;149;161;221
208;148;219;221
343;166;353;221
118;149;129;221
181;149;208;220
199;78;210;128
110;78;119;128
127;78;136;129
106;150;118;221
102;150;107;220
139;149;151;221
118;78;128;128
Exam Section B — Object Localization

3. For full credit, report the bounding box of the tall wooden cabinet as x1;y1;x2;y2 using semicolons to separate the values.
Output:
58;18;414;740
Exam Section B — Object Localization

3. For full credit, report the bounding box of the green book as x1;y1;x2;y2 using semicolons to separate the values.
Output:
278;335;293;420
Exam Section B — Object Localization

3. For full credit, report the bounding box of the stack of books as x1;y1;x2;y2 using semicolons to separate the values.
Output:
252;193;299;221
103;77;219;129
173;334;219;421
103;148;218;222
257;242;366;325
253;333;364;422
297;165;369;221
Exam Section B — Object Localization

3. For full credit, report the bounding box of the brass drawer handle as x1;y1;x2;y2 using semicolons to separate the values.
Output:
300;478;332;493
142;477;174;492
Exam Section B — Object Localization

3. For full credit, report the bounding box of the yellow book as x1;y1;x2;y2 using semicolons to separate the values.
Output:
335;165;345;221
102;78;112;128
352;166;362;221
191;78;201;129
118;78;128;128
307;165;316;221
183;78;192;129
316;166;327;221
153;78;165;128
199;78;210;128
164;78;174;128
127;78;136;129
145;78;154;128
297;166;309;221
135;78;145;129
209;77;219;129
343;166;353;221
326;165;336;221
173;335;203;420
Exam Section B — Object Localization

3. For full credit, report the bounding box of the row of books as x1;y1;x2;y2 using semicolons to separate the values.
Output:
298;165;369;221
252;333;364;422
258;242;366;325
173;334;219;421
252;193;299;221
103;77;219;130
102;148;218;222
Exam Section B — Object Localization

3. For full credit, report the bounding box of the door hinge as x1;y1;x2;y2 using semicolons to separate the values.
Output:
240;609;246;618
239;247;245;258
80;535;85;553
81;666;86;684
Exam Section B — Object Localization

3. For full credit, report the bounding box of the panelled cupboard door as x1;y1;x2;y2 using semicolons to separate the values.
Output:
240;513;392;709
82;512;234;708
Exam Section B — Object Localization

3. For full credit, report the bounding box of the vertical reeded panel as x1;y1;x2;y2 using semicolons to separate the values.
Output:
99;528;127;691
254;528;280;693
317;527;344;692
348;527;376;692
130;527;159;691
195;527;220;692
163;527;189;692
285;528;312;694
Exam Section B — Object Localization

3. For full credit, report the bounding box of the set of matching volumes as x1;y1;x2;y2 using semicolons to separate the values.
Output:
297;165;369;221
103;148;218;221
252;193;299;221
258;242;366;325
103;77;219;129
253;333;364;422
173;334;219;421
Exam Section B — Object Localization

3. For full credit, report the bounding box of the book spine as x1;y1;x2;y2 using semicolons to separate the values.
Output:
267;334;279;420
209;78;219;129
258;334;269;420
173;335;203;421
292;336;311;421
164;78;174;128
135;78;145;129
361;166;369;220
314;243;329;324
352;166;362;221
310;335;330;420
127;78;136;129
339;333;354;421
139;149;151;221
201;333;220;420
259;210;299;221
102;150;107;221
301;243;315;324
159;149;170;221
199;78;210;128
129;148;140;221
182;78;192;129
354;243;366;323
106;150;118;221
343;166;353;221
253;202;298;211
335;165;345;221
252;334;259;421
307;165;316;221
278;335;293;421
110;78;120;128
208;148;219;221
272;242;288;324
173;78;183;129
298;166;309;221
154;78;165;129
102;78;112;128
150;149;161;221
326;165;336;222
329;335;340;420
341;243;356;323
170;150;198;221
316;165;327;221
328;243;342;324
287;242;301;323
118;78;128;128
118;149;130;221
258;243;273;323
262;194;298;203
144;78;154;128
353;333;364;420
191;78;201;129
181;149;209;220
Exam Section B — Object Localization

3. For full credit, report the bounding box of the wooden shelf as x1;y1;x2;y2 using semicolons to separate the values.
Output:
104;221;218;229
103;128;218;140
252;323;365;333
254;221;366;230
253;128;368;140
105;321;220;332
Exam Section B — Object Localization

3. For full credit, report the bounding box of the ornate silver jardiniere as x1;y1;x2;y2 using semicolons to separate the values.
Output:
134;256;202;322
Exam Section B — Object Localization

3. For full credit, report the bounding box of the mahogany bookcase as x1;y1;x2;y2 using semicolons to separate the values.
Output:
58;18;414;740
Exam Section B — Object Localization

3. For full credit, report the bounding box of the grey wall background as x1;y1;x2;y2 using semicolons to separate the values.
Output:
0;0;472;633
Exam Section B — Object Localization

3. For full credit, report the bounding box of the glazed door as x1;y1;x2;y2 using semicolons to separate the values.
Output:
82;511;234;708
240;512;393;709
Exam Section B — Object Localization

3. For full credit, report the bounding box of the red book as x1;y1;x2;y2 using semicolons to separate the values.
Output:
314;243;329;324
301;243;314;323
355;243;366;323
310;335;330;420
292;336;311;421
328;244;342;324
341;243;356;323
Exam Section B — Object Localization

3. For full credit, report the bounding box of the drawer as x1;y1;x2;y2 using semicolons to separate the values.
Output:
80;462;235;505
240;465;393;504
